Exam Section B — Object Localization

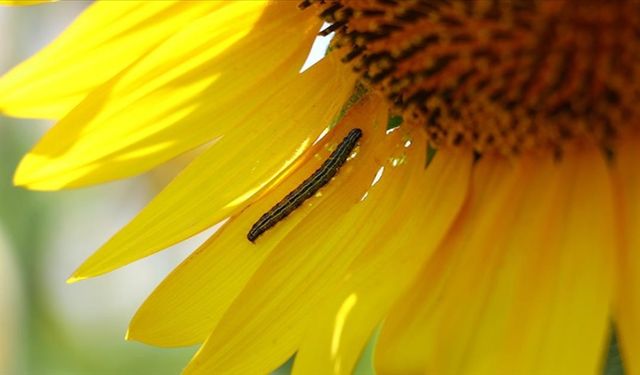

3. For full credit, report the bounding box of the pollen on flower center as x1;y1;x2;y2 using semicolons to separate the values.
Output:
301;0;640;156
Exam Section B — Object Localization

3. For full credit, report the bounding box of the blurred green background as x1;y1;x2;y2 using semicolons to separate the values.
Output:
0;3;198;374
0;2;626;375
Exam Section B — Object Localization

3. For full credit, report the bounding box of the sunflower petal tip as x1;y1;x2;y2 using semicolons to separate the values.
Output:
0;1;56;6
13;157;38;188
66;274;86;284
12;171;29;188
12;158;68;191
11;175;55;191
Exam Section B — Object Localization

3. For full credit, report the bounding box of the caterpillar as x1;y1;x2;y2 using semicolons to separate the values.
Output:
247;128;363;243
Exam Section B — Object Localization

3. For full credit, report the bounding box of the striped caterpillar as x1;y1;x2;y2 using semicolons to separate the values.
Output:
247;128;363;242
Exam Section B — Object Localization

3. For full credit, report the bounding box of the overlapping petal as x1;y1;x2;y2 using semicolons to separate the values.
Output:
13;1;323;189
180;95;424;374
376;146;615;375
292;145;472;375
69;55;356;281
0;1;225;118
127;93;384;347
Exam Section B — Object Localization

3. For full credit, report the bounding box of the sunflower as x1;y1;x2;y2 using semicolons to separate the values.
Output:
1;0;639;374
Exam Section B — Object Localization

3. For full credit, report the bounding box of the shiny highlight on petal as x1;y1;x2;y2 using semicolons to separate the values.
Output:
0;1;226;118
13;1;322;189
293;145;472;375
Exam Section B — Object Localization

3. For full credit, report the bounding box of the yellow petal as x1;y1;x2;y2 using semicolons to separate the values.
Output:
292;146;472;375
14;1;322;189
613;128;640;375
69;55;356;282
182;95;413;374
0;0;54;5
0;1;225;118
376;146;615;375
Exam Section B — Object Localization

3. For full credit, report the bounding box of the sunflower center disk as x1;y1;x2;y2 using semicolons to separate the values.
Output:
302;0;640;156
